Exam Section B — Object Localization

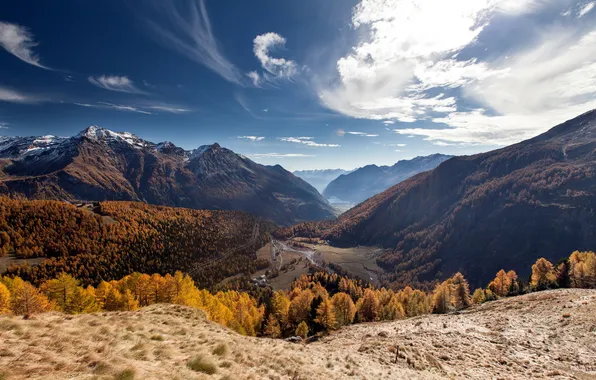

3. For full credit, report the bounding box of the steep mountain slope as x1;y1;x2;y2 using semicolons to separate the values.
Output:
293;169;349;193
1;289;594;379
288;110;596;288
0;126;335;225
323;154;452;204
0;198;274;288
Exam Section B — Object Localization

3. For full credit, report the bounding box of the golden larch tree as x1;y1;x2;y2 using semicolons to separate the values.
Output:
330;292;356;327
314;298;336;330
531;258;557;290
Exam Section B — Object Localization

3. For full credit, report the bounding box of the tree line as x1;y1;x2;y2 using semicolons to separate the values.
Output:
1;251;593;339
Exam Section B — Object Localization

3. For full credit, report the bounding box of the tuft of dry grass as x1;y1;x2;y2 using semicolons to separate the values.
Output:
114;368;136;380
212;343;228;356
187;354;217;374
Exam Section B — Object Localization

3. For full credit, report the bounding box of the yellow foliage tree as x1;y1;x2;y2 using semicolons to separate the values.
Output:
569;251;596;288
432;281;452;314
295;321;309;339
0;282;11;314
471;288;486;304
450;273;471;310
357;289;379;322
531;258;557;290
330;292;356;327
288;289;314;325
40;273;80;313
379;295;405;321
9;277;53;316
271;291;291;327
264;314;281;338
314;298;336;330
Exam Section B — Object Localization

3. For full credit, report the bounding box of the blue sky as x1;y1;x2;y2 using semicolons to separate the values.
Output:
1;0;595;170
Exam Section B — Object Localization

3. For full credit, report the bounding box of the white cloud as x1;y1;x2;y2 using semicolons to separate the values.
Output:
0;86;37;103
142;0;241;84
253;33;299;78
248;153;314;158
247;71;261;87
237;136;265;142
0;22;50;69
431;141;456;146
280;136;340;147
346;131;379;137
74;102;152;115
147;105;192;113
317;0;596;145
0;122;8;129
386;143;406;147
88;76;147;94
249;32;301;86
579;1;595;17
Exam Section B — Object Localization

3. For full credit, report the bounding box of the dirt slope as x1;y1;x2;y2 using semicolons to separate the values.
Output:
1;289;595;380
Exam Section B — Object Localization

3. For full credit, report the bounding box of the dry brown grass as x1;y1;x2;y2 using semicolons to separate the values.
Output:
0;289;595;379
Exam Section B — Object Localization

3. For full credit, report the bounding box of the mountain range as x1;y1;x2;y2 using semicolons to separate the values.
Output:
0;126;335;226
323;154;452;204
281;110;596;288
292;169;350;193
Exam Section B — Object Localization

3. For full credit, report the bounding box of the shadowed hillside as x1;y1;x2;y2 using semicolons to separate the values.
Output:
279;110;596;288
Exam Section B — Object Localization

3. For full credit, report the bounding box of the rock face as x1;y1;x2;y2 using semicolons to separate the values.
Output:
323;154;452;204
314;110;596;287
0;126;335;226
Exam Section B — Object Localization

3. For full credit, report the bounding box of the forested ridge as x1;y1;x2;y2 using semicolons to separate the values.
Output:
276;110;596;289
0;197;273;287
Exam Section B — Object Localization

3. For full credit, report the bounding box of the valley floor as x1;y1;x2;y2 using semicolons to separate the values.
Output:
1;289;595;379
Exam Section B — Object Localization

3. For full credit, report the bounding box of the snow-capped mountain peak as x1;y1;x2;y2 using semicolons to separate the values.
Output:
78;126;149;149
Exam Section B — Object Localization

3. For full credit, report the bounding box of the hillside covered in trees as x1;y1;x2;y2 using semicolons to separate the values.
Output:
278;110;596;288
0;197;273;287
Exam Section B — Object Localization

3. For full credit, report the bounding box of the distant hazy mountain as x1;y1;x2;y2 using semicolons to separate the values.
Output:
295;109;596;288
0;126;335;226
293;169;349;193
323;154;452;204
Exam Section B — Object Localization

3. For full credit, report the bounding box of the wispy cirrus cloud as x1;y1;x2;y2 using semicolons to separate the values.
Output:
280;136;340;147
88;75;147;94
147;105;192;114
0;86;39;103
0;22;50;70
142;0;242;84
73;102;152;115
248;153;314;158
345;131;379;137
237;136;265;142
0;122;9;129
579;1;595;17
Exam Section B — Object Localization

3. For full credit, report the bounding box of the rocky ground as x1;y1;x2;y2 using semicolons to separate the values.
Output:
1;289;595;380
